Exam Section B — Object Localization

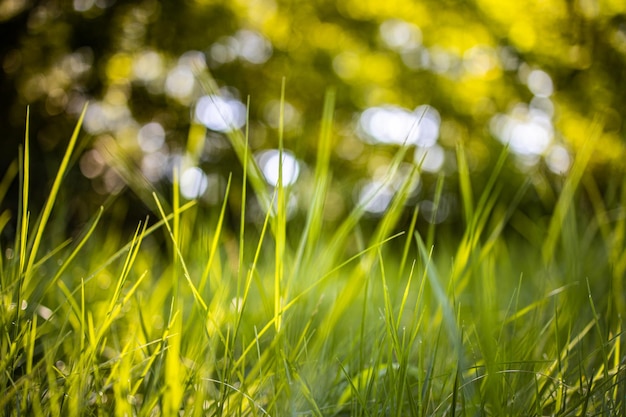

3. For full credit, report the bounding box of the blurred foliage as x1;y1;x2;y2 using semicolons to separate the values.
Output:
1;0;626;237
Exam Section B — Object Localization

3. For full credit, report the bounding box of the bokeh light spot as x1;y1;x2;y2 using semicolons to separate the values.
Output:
141;151;168;182
463;45;500;77
210;30;272;66
428;47;457;74
83;102;133;135
491;105;554;160
79;149;106;179
102;168;125;195
165;66;195;101
106;53;133;82
180;167;209;199
332;51;360;80
195;95;246;132
137;122;165;153
210;42;237;65
133;51;163;82
264;100;301;130
546;145;571;174
414;145;445;173
358;105;440;146
256;149;301;187
527;69;554;97
235;29;273;64
380;19;422;51
73;0;95;12
421;198;451;224
357;180;395;215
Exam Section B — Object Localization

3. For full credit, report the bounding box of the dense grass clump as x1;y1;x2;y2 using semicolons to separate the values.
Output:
1;90;625;416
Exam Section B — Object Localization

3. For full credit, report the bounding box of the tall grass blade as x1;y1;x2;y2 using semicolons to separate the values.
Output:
153;192;208;313
0;161;18;207
457;143;474;226
542;123;598;263
199;174;233;294
293;88;335;278
274;77;287;332
415;232;462;358
24;104;87;286
192;64;271;214
19;107;30;277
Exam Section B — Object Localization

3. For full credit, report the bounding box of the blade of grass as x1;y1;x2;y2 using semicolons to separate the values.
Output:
19;107;30;277
192;64;271;214
456;143;474;226
426;172;445;248
232;233;403;372
233;191;275;346
586;277;610;382
97;134;169;214
337;360;374;417
43;200;197;323
153;192;208;313
164;310;183;415
24;104;87;283
274;77;287;333
315;150;417;342
238;95;251;286
36;206;104;299
398;205;419;277
198;174;233;294
325;139;414;266
542;123;598;263
0;160;18;207
415;232;462;359
293;88;335;278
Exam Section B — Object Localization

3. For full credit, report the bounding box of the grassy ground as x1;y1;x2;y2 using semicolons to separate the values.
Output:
1;91;625;416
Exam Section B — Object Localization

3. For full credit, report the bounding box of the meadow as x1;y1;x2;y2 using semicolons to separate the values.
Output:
1;88;624;416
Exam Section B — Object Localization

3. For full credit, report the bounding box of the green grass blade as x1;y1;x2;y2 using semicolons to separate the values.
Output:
542;123;598;263
426;172;445;248
415;232;462;358
19;107;30;277
192;64;271;214
0;160;18;207
457;142;474;226
36;206;104;298
293;88;335;277
199;174;233;294
153;192;208;313
24;104;87;283
274;77;287;333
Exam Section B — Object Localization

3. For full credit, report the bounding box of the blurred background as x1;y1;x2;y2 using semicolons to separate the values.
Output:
1;0;625;240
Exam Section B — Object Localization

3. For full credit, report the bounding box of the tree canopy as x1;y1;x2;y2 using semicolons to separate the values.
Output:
1;0;625;234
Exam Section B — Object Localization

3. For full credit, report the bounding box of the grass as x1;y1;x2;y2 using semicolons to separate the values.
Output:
0;82;625;416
